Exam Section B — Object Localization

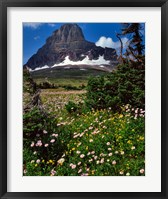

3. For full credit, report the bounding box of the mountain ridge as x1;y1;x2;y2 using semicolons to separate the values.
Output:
25;23;118;70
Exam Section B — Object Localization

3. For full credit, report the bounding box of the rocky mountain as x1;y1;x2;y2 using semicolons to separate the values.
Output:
25;24;118;70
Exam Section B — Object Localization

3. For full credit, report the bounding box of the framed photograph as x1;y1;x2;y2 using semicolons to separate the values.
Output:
0;0;167;198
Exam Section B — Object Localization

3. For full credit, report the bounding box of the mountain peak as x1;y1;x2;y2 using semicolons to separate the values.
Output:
50;23;85;43
25;23;118;70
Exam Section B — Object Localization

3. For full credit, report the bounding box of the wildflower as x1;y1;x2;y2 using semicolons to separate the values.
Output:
73;134;79;138
23;169;27;174
91;170;95;175
100;158;104;164
107;159;110;162
81;173;88;176
96;160;100;164
78;169;82;173
72;148;75;151
108;153;113;156
33;151;37;155
102;135;104;138
106;142;110;146
36;140;42;147
91;151;95;155
44;143;49;147
52;133;58;137
131;146;136;150
125;104;129;109
80;154;85;158
71;164;76;169
50;139;55;143
36;159;40;164
139;136;144;140
89;139;93;142
89;126;93;130
69;163;73;167
126;173;130;176
100;153;104;157
115;151;119;154
78;162;81;166
80;132;84;137
112;160;116;165
89;159;93;162
127;140;131;144
43;130;48;134
77;142;81;147
119;171;124;175
140;169;145;174
30;142;34;147
42;159;45;163
94;156;98;160
35;164;38;167
87;152;91;156
31;160;35;163
36;134;40;137
76;151;81;154
86;168;90;171
49;159;53;164
50;169;56;176
120;151;125;155
57;158;65;165
119;114;123;118
108;148;112;151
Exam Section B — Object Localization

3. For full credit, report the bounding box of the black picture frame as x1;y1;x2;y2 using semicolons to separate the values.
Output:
0;0;167;198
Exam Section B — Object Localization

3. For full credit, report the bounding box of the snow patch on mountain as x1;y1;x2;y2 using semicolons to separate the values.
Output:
29;55;111;71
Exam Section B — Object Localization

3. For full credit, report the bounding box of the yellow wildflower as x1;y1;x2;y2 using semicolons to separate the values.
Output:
127;140;131;144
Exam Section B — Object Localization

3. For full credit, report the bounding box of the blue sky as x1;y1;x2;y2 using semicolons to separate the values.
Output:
23;23;145;64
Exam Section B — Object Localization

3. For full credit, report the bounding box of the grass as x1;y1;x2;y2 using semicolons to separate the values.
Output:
34;78;88;89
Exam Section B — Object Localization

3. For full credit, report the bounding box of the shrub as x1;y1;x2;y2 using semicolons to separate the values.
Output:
65;101;79;113
65;101;89;115
85;63;145;112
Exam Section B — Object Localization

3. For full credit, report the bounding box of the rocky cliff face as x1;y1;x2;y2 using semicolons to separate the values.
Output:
25;24;118;70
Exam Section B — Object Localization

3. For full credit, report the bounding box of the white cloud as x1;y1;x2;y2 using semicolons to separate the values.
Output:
48;23;57;27
34;36;40;40
23;23;42;29
95;36;129;51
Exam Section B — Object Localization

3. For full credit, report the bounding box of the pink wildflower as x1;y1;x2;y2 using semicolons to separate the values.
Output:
50;139;55;143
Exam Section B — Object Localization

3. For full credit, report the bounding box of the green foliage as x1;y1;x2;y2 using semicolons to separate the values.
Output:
65;101;79;113
24;108;145;176
23;69;37;94
37;81;58;89
65;100;89;115
23;106;74;175
86;63;145;112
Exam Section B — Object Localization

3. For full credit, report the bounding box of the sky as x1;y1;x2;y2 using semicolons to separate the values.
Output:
23;23;145;64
